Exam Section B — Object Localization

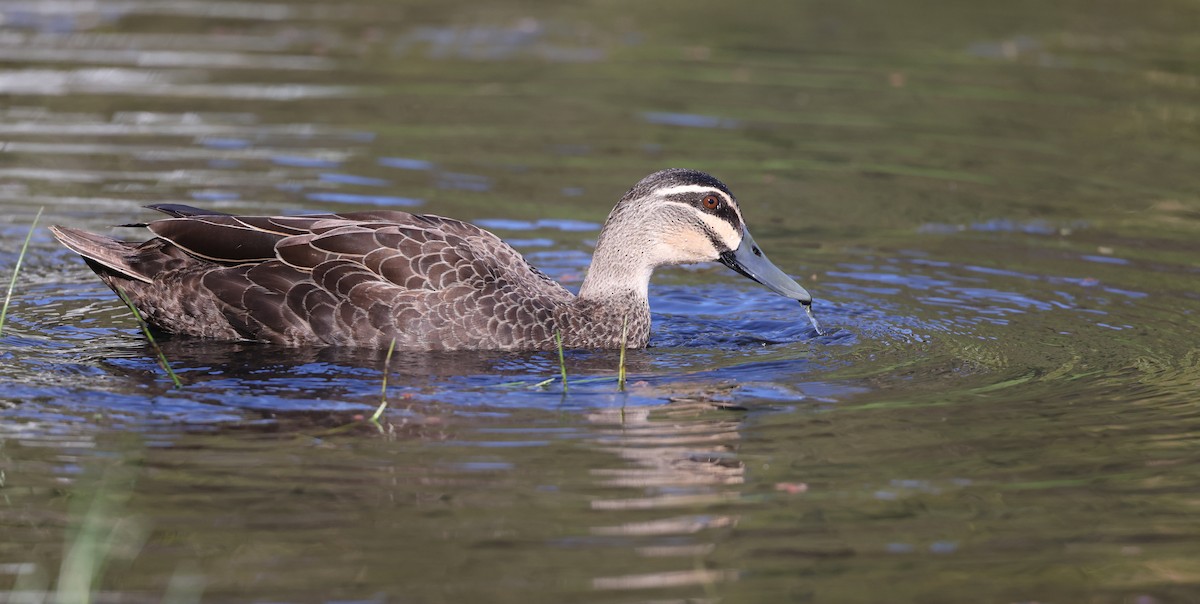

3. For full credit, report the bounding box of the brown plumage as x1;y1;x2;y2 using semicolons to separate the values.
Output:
50;169;814;350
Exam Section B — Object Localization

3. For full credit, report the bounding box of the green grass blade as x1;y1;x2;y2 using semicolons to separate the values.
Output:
56;461;147;604
369;338;398;424
618;315;628;391
115;286;182;389
0;207;43;336
555;330;568;394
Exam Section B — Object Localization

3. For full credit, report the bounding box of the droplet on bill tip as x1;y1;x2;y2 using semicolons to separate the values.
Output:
802;301;823;336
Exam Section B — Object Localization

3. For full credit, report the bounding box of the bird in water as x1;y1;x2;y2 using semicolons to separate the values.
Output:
51;168;816;351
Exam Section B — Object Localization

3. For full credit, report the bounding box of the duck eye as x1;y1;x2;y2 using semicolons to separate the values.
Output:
702;194;721;210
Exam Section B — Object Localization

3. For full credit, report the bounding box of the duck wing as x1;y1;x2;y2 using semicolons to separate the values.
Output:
137;209;574;349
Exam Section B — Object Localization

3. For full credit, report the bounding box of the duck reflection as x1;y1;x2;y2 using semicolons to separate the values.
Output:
126;338;675;384
584;386;746;593
91;338;755;597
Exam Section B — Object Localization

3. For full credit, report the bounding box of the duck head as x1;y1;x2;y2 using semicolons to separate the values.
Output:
579;168;813;305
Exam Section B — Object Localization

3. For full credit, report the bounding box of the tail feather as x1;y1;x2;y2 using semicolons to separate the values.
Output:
145;203;231;218
49;225;153;283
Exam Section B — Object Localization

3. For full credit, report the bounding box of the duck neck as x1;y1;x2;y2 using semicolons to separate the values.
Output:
569;228;656;348
577;230;654;306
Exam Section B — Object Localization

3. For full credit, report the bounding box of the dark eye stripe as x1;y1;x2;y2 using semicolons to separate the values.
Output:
708;198;741;231
664;192;740;221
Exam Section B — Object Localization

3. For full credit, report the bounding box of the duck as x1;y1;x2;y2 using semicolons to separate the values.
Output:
50;168;815;351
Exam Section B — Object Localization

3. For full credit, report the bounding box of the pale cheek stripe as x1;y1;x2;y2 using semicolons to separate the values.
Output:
697;213;742;249
656;200;743;248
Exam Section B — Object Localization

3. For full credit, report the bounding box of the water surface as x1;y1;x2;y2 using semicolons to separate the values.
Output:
2;0;1200;602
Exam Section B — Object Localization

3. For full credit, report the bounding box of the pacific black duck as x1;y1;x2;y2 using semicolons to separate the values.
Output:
51;168;815;350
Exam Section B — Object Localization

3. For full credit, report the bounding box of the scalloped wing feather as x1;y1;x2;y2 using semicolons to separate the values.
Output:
72;209;577;349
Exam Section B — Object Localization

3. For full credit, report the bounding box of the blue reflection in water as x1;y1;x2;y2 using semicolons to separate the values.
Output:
537;219;598;232
505;238;555;248
393;23;608;63
272;155;340;168
451;462;515;471
189;189;239;201
198;137;249;149
970;218;1058;235
1080;254;1130;265
827;254;1147;335
918;218;1087;235
378;157;435;170
1099;287;1148;299
962;264;1037;279
827;270;954;289
319;173;390;187
304;192;422;206
641;111;741;129
476;218;600;232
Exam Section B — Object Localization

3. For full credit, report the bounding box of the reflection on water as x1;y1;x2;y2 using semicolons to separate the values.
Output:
0;67;350;99
641;111;742;129
393;19;615;63
3;0;1200;601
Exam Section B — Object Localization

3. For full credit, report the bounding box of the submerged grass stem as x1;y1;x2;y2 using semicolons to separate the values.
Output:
370;338;398;424
0;207;43;336
115;286;182;389
618;315;628;391
555;330;568;394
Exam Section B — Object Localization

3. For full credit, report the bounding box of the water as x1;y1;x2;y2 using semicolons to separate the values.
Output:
2;0;1200;602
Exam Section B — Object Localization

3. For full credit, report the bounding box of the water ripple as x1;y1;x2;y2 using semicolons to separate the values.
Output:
0;68;350;98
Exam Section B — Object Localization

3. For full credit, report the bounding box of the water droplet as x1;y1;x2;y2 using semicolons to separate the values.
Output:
802;302;823;336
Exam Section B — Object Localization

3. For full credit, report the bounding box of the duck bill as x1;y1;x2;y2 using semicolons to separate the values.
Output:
718;229;812;305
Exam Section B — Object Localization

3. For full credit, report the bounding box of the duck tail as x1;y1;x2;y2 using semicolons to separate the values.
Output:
49;225;153;284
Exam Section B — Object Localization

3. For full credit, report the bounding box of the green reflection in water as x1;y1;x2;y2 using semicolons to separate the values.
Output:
1;0;1199;602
